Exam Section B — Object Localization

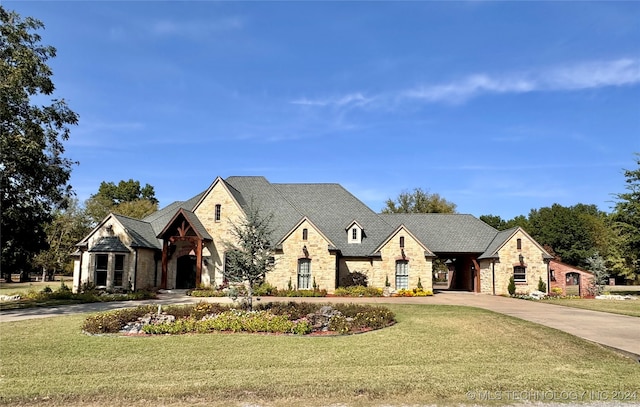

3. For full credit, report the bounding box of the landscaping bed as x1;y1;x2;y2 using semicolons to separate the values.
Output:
82;302;395;336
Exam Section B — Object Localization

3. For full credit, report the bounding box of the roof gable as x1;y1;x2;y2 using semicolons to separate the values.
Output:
374;224;435;257
478;226;553;260
157;208;213;241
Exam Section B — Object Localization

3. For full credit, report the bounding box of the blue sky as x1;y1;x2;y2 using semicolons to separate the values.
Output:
9;1;640;219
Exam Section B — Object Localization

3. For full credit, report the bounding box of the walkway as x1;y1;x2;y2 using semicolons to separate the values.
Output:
1;291;638;361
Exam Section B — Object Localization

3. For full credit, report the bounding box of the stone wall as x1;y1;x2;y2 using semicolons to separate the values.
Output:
373;228;433;291
193;179;247;288
492;229;549;295
271;219;337;292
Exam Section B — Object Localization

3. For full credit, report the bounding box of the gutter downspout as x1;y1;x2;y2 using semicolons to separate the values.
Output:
546;259;551;295
132;248;139;291
78;248;84;293
491;259;496;296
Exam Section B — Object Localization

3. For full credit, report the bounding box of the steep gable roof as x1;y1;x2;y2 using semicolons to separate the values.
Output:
273;183;393;257
88;236;130;253
381;213;498;253
373;224;436;257
143;191;205;237
224;176;303;243
478;226;554;260
113;213;162;250
156;208;213;241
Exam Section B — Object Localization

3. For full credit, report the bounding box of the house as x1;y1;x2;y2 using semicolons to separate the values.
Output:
72;176;553;295
549;259;595;297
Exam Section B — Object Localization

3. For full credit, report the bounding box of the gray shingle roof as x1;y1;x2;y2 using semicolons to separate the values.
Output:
88;236;130;253
381;213;499;254
143;191;205;237
273;183;394;257
113;214;162;250
224;176;303;243
478;227;518;259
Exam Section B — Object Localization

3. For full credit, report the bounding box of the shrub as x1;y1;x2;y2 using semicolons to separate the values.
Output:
417;277;423;290
551;287;563;296
340;271;368;287
395;289;414;297
412;288;433;296
508;276;516;296
189;289;227;297
537;276;547;292
252;282;277;296
334;285;382;297
275;289;327;297
255;301;318;320
82;305;156;334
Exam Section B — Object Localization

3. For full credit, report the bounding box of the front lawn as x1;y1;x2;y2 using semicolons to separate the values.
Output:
540;297;640;317
1;304;639;406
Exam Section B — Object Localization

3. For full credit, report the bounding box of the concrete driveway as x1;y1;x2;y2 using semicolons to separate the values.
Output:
1;291;638;361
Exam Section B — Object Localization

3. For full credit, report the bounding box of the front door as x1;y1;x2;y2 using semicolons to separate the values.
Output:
176;255;197;289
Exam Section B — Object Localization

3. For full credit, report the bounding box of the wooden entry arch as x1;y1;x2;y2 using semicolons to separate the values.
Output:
157;209;212;289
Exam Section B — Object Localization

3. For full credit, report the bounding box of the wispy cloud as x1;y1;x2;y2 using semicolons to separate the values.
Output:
291;92;374;108
149;17;244;37
403;58;640;104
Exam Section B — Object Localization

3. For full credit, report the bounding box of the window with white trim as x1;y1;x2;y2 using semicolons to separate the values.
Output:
95;254;108;286
395;260;409;289
114;254;125;286
513;266;526;282
298;259;311;289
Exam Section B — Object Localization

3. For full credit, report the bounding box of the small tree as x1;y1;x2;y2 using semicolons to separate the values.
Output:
224;205;275;310
586;252;609;296
508;276;516;296
537;276;547;293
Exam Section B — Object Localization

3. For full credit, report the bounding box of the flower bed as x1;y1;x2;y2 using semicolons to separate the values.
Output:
82;302;395;336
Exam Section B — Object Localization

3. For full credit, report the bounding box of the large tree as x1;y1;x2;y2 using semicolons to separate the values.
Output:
1;7;79;281
612;153;640;283
32;198;90;279
382;188;457;214
224;205;275;310
85;179;158;225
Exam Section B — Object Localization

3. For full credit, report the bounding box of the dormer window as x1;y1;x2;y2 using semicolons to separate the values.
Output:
347;221;362;244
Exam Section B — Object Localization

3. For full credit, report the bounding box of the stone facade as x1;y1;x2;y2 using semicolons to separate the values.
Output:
271;219;337;292
549;260;594;297
480;229;550;295
193;178;246;288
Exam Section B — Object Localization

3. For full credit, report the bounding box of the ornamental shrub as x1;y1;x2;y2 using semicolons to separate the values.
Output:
508;276;516;296
537;276;547;292
334;285;383;297
189;289;227;298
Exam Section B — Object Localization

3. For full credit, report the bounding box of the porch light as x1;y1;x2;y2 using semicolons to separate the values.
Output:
303;245;309;258
519;254;524;265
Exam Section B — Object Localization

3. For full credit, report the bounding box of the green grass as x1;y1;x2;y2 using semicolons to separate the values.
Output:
1;304;639;406
0;280;61;296
540;297;640;317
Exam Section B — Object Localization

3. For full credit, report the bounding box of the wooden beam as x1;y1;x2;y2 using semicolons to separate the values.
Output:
196;239;202;287
161;240;168;289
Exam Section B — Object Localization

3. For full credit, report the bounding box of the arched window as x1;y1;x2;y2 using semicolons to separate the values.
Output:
395;260;409;289
298;259;311;289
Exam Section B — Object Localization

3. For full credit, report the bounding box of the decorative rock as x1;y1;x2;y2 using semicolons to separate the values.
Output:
120;313;176;335
0;295;21;302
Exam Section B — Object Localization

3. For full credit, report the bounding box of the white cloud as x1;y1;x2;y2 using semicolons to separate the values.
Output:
291;92;374;108
403;58;640;104
149;17;244;37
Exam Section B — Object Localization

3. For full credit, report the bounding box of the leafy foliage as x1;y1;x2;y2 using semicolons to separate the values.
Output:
612;153;640;283
586;252;609;295
84;179;158;225
224;204;275;309
32;198;90;276
1;7;79;280
334;285;383;297
382;188;457;214
508;276;516;296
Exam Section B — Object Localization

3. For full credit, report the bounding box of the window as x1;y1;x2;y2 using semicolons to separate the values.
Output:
302;228;308;241
114;254;125;286
395;260;409;289
298;259;311;290
513;266;526;282
215;204;221;222
399;236;405;248
352;228;358;240
95;254;108;286
516;238;522;250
